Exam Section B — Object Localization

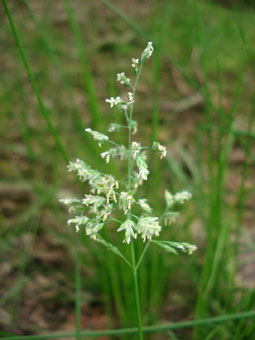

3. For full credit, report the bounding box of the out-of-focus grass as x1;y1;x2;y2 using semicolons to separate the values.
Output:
1;0;255;339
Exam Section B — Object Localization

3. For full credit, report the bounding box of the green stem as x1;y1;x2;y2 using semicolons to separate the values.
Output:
75;235;81;340
131;242;144;340
1;310;255;339
126;63;145;340
135;241;151;271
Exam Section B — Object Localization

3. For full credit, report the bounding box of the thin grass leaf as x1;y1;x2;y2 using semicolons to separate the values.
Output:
152;240;197;255
152;240;178;255
1;310;255;339
95;235;132;268
3;0;69;164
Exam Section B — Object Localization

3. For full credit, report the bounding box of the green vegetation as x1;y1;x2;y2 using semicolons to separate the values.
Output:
1;0;254;339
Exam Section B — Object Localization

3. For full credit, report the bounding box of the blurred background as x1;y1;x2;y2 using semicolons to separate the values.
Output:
0;0;255;339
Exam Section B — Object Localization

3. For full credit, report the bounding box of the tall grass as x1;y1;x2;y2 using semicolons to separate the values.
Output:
2;0;255;339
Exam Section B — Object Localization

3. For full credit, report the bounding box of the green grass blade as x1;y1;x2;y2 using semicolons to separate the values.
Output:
23;0;85;134
75;235;81;340
1;310;255;339
3;0;69;164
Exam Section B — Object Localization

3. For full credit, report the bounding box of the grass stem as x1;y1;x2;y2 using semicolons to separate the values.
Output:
131;242;144;340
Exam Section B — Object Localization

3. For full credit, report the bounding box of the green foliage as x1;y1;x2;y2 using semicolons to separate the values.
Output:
2;0;255;339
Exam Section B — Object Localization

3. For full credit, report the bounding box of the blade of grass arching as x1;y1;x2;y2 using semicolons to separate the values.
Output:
1;310;255;340
23;0;102;170
23;0;85;135
3;0;68;164
63;0;101;129
2;2;83;337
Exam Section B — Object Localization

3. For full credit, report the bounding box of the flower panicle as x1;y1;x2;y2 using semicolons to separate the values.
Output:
137;216;161;242
117;219;137;244
165;190;192;207
117;72;131;86
101;145;128;164
61;42;196;256
67;215;89;233
136;153;149;181
141;41;153;62
119;190;136;215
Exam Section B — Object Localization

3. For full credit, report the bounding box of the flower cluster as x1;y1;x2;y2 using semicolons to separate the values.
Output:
152;142;167;159
85;128;108;147
119;191;136;215
165;190;192;207
141;41;154;62
67;215;89;233
61;42;196;258
117;216;161;244
117;219;137;244
128;92;134;104
108;123;121;133
105;96;122;108
131;142;142;158
137;217;161;242
136;153;149;181
117;72;131;86
131;58;139;70
101;145;127;164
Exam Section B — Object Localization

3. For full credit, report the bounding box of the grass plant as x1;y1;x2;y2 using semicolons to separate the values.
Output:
60;42;197;339
1;0;255;339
